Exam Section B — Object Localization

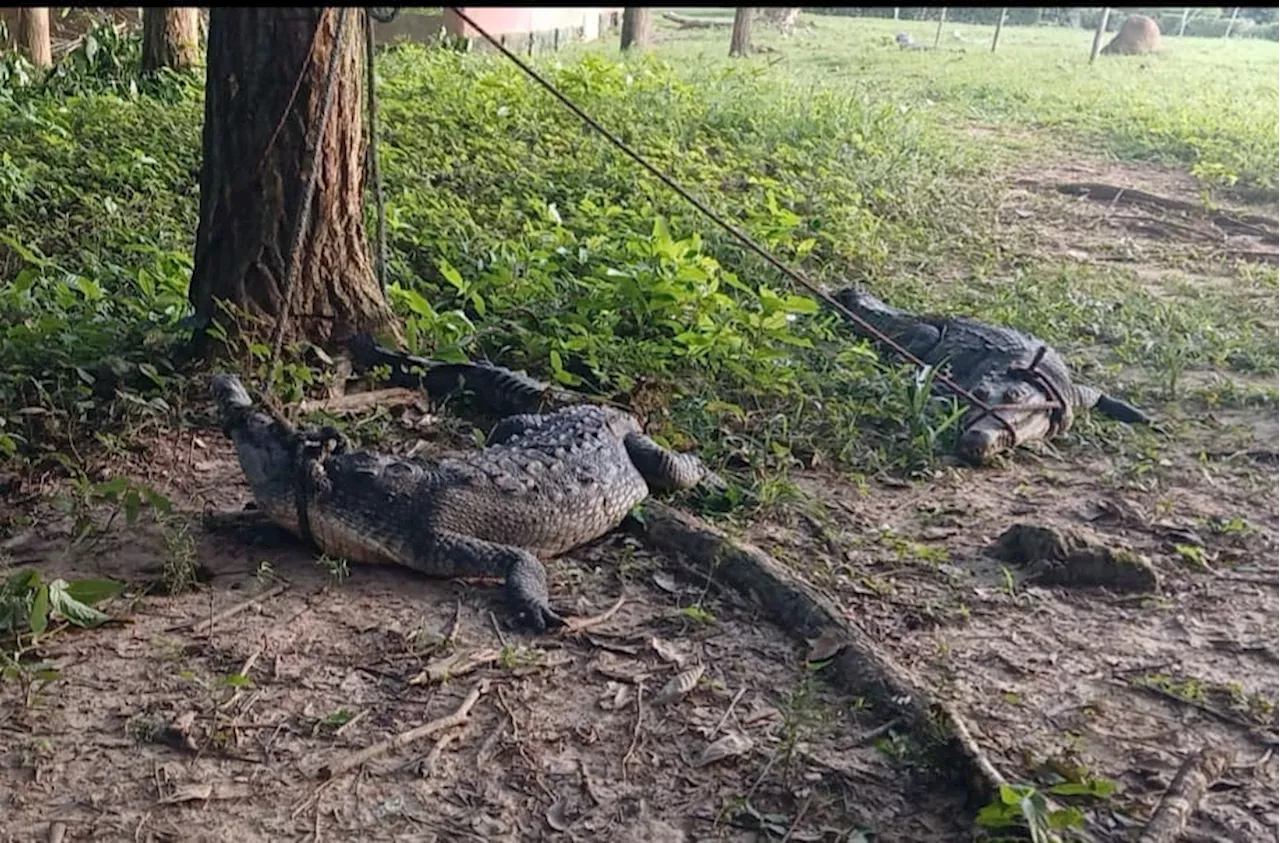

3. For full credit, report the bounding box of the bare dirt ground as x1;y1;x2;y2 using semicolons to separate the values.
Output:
737;155;1280;841
1;155;1276;842
1;431;969;841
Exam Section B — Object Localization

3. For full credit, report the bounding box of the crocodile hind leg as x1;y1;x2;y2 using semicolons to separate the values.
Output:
411;529;565;633
1074;385;1155;426
623;432;717;493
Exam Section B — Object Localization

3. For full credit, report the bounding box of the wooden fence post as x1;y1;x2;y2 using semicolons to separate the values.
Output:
991;7;1006;52
1089;7;1110;64
933;6;946;49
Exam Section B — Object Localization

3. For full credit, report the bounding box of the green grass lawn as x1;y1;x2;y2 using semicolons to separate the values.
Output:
0;13;1275;482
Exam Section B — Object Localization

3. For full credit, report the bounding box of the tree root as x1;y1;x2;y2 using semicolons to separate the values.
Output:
1049;182;1279;241
630;502;1029;810
1136;747;1232;843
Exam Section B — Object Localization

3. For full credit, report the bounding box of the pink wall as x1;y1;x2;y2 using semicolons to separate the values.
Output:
445;8;624;38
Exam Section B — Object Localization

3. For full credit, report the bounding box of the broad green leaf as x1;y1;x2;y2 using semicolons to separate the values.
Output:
62;578;125;606
29;584;50;636
47;579;110;628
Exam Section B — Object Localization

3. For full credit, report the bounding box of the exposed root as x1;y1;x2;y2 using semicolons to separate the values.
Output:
1136;747;1232;843
318;680;488;779
1049;182;1279;241
630;501;1012;806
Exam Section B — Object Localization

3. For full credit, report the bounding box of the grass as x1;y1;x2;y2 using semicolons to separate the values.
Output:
0;14;1275;489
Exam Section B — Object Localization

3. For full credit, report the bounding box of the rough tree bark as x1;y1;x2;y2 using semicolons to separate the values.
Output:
142;7;201;72
190;8;399;355
728;7;752;57
620;7;651;50
18;7;52;68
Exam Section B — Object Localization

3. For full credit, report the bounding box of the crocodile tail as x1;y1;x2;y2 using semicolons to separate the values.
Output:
1095;394;1155;426
210;373;255;433
425;363;549;417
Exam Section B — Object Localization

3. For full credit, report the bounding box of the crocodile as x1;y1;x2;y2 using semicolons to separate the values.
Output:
832;286;1154;464
211;373;713;632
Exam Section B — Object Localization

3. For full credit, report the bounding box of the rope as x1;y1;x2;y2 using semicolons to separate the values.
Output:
270;6;352;366
444;7;1051;433
365;10;388;290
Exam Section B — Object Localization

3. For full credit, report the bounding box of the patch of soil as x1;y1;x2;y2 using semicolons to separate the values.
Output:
0;427;970;842
736;154;1280;841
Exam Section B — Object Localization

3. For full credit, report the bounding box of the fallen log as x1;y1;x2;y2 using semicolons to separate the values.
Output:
663;12;733;29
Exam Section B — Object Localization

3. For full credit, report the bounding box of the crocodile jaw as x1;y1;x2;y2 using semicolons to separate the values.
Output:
957;407;1053;464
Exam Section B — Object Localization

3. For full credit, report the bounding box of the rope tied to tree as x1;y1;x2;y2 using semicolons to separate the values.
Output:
444;7;1049;440
269;6;352;367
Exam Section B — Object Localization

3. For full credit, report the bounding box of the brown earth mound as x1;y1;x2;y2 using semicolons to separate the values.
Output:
1101;14;1162;56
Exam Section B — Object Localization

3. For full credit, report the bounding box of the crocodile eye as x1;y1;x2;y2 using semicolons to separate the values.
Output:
1004;384;1031;402
972;386;991;403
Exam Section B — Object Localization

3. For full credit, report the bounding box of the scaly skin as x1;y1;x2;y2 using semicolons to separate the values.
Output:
211;374;711;632
833;287;1153;463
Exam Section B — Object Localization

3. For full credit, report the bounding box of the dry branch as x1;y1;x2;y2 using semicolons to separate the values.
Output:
1051;182;1279;240
298;387;419;415
663;12;732;28
1136;747;1232;843
319;680;488;779
167;583;289;634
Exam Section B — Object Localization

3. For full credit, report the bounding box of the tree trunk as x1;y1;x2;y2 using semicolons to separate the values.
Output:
18;7;52;68
729;7;752;57
142;7;202;72
620;7;652;50
991;7;1006;51
1089;7;1111;63
1178;7;1190;36
190;8;398;355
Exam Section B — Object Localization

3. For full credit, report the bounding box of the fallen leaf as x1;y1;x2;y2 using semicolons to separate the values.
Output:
691;732;753;768
649;636;689;667
654;664;704;706
651;571;679;593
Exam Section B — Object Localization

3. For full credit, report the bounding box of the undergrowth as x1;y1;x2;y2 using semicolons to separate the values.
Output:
0;21;1275;485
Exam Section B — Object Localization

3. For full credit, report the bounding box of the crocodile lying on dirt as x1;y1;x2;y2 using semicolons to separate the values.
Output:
832;286;1154;464
211;373;714;632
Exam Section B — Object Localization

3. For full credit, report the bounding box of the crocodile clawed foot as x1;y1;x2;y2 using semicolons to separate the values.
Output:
512;601;567;634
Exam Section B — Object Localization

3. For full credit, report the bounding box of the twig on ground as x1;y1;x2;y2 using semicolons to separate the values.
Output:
621;683;645;779
1122;678;1278;746
169;584;288;634
419;724;471;776
334;709;368;738
780;792;813;843
488;611;509;649
408;648;500;686
297;388;418;415
1136;747;1232;843
445;599;463;644
319;680;489;779
856;717;902;745
708;687;748;739
561;594;627;635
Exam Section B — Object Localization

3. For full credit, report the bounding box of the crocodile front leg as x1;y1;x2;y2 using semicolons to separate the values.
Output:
411;529;566;633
